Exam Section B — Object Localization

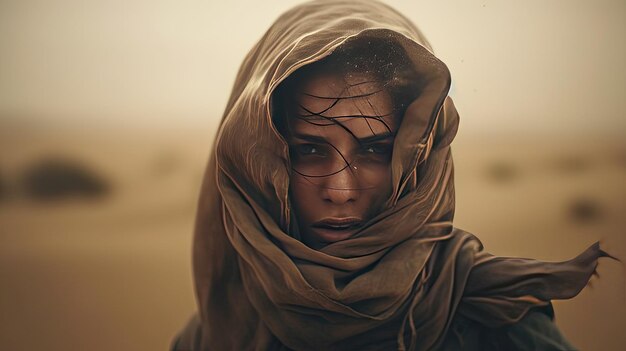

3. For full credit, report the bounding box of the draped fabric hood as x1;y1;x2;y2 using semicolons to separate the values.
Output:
188;0;608;350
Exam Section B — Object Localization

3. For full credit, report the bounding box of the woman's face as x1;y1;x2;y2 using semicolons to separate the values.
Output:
284;70;398;249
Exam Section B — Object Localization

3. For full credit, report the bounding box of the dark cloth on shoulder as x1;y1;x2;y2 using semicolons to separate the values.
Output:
441;305;576;351
172;305;576;351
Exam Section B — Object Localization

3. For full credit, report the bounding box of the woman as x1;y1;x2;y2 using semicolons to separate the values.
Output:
172;0;610;349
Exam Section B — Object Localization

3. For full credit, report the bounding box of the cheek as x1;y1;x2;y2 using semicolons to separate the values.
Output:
364;167;393;208
358;163;393;188
289;175;317;220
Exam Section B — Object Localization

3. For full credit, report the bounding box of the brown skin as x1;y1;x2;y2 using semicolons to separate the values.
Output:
285;70;399;249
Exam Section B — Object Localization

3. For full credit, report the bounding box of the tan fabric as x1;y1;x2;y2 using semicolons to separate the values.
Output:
190;0;608;350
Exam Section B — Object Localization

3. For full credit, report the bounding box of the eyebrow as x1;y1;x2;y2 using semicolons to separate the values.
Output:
289;132;396;144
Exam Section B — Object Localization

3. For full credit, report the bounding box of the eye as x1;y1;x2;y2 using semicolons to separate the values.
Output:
300;144;318;154
292;144;326;156
365;146;377;153
363;143;392;154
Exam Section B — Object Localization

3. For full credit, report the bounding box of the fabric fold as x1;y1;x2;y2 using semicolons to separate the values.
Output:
184;0;611;350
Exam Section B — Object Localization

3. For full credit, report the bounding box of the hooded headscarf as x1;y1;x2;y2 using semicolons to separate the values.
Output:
183;0;609;350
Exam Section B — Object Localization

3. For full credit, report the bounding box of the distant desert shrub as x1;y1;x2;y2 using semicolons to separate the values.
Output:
567;197;603;224
21;158;110;201
485;160;519;183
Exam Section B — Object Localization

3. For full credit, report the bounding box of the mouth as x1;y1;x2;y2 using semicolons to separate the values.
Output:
310;217;363;243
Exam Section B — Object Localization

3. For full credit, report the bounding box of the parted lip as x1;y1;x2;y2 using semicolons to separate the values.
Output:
312;217;363;230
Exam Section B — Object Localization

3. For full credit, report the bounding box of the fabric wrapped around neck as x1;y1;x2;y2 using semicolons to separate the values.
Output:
189;0;612;350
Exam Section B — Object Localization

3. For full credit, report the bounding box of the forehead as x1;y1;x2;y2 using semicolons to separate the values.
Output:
287;71;397;138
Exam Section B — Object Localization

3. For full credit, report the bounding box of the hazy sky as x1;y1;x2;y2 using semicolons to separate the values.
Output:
1;0;624;135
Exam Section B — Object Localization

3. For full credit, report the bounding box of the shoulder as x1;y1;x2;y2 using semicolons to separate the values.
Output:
442;305;577;351
501;308;576;351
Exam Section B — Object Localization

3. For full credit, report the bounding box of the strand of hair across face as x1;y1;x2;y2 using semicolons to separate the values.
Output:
289;77;396;188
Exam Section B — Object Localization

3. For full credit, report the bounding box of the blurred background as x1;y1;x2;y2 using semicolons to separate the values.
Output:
0;0;624;350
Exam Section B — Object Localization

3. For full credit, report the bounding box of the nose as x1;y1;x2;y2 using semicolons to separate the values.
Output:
321;166;360;204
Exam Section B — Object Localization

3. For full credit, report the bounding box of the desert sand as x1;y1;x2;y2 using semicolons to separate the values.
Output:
1;127;624;351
